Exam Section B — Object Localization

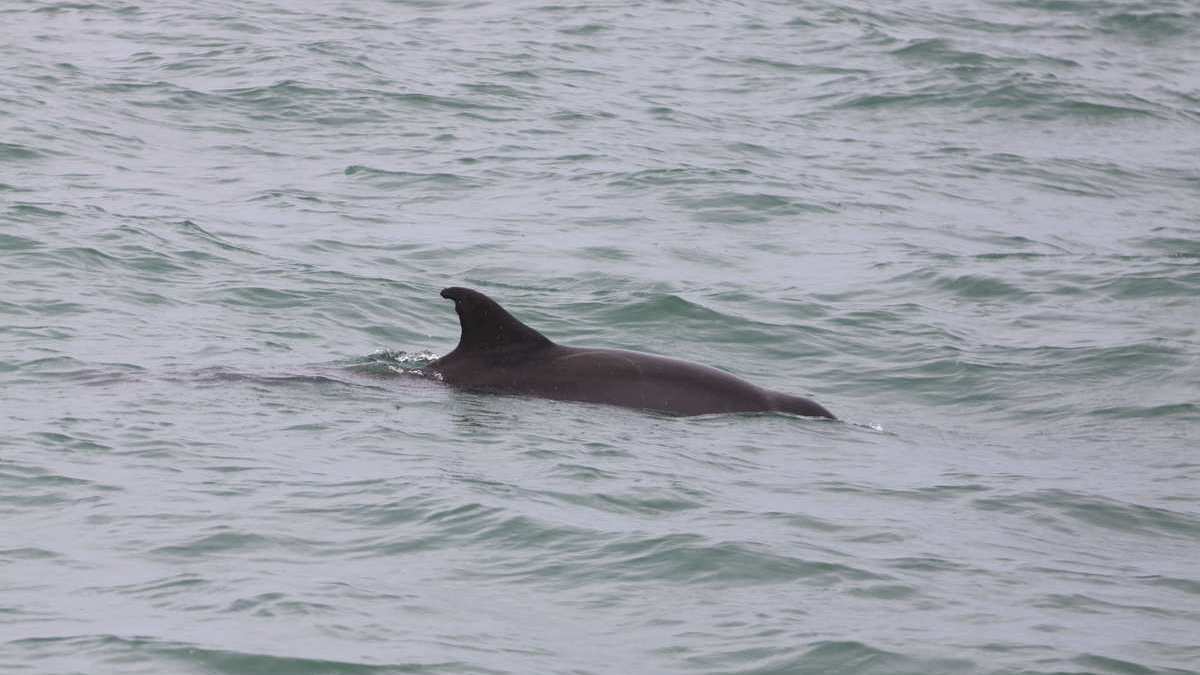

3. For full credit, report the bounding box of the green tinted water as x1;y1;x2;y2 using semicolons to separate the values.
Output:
2;1;1198;673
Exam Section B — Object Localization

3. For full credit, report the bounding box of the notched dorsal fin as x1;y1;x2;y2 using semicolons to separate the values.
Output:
440;286;553;356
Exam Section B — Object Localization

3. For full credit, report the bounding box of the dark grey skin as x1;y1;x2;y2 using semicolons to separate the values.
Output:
425;287;835;419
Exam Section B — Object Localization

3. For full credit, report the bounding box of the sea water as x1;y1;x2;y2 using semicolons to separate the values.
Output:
2;1;1198;673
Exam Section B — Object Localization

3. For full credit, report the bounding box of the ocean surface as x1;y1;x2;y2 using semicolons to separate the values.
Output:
2;0;1198;673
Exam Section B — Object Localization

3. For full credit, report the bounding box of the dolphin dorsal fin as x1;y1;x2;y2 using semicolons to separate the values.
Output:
440;287;553;357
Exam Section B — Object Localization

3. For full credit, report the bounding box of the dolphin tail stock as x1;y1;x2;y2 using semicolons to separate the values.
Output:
772;392;836;420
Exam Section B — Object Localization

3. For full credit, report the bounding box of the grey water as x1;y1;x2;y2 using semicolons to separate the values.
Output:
2;0;1199;673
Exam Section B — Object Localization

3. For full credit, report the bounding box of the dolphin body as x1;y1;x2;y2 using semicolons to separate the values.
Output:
425;287;835;419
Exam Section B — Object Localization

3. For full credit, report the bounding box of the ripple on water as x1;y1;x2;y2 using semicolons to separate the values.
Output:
973;489;1200;540
475;532;885;588
343;165;484;196
687;640;978;675
149;529;318;559
6;634;498;675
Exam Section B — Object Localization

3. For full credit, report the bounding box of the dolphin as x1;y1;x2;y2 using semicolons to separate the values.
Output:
424;287;835;419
